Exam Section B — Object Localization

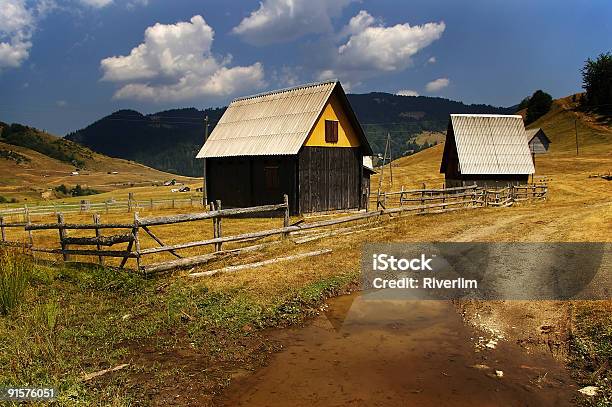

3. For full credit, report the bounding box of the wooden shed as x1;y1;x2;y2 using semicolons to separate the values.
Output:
440;114;535;187
196;80;373;214
526;128;551;154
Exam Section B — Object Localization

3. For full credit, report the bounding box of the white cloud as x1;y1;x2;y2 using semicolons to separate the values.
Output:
78;0;113;8
0;0;59;71
396;89;419;97
428;56;436;64
425;77;449;92
56;100;67;106
233;0;353;45
101;15;265;102
335;11;445;72
0;0;35;69
337;9;376;39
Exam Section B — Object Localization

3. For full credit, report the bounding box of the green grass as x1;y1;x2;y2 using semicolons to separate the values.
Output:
0;250;31;315
0;252;358;405
570;302;612;407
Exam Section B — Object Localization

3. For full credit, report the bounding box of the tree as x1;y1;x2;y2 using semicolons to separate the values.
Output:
581;52;612;110
517;97;530;111
525;90;553;124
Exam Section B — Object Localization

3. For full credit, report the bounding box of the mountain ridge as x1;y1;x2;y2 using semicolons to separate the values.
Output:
65;93;514;177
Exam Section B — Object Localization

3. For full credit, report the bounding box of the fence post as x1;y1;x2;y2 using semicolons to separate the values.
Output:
150;198;153;209
421;183;426;213
23;204;28;223
210;202;217;251
283;194;290;239
133;212;142;272
93;213;104;266
128;192;134;212
215;200;222;252
0;216;5;242
442;186;446;210
26;210;33;247
172;199;175;209
105;201;109;214
400;186;404;206
57;213;69;262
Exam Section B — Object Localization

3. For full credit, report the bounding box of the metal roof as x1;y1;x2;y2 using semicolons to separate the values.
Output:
196;80;338;158
525;127;551;143
450;114;535;175
525;128;541;141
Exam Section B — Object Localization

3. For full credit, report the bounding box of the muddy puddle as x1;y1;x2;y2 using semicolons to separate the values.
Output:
219;293;577;406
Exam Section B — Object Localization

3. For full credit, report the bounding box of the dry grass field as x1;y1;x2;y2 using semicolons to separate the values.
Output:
0;98;610;405
0;139;196;204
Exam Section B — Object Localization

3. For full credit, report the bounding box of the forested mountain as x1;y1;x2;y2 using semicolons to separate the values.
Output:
66;94;512;176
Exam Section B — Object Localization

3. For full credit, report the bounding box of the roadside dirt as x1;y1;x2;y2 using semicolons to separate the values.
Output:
117;329;272;407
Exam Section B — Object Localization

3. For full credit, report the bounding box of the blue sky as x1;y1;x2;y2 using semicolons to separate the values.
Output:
0;0;610;135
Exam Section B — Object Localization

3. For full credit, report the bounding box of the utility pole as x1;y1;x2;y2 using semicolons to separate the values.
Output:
574;118;579;156
376;134;389;206
202;115;209;206
376;133;393;207
388;133;393;186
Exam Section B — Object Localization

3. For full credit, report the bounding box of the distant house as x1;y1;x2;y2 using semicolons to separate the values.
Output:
196;80;373;214
526;128;551;154
440;114;535;187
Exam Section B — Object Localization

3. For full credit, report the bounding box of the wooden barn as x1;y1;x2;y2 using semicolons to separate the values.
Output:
440;114;535;187
196;80;373;214
526;128;551;154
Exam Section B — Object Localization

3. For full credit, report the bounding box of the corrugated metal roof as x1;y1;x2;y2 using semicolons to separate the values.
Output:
451;114;535;175
525;128;541;141
196;80;337;158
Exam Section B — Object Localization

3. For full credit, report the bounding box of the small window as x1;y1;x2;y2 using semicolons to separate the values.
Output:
264;166;279;190
325;120;339;143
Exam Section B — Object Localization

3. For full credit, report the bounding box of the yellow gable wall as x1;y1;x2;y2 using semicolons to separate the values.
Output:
303;93;361;148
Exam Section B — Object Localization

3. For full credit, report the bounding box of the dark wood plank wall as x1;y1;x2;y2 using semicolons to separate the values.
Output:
298;147;361;213
207;149;363;214
207;156;297;212
207;158;252;207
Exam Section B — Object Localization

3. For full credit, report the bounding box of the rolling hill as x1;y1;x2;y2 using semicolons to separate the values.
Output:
65;93;512;177
374;93;612;192
0;122;195;203
527;94;612;154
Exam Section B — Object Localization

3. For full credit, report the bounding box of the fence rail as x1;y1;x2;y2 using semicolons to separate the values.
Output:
0;183;547;274
373;183;547;211
0;194;205;220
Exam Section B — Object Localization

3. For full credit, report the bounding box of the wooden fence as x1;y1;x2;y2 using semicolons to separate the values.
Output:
374;183;547;211
0;194;205;221
0;183;547;274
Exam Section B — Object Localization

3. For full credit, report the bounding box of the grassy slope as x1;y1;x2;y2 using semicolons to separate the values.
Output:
0;98;610;405
0;126;197;203
528;95;612;155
